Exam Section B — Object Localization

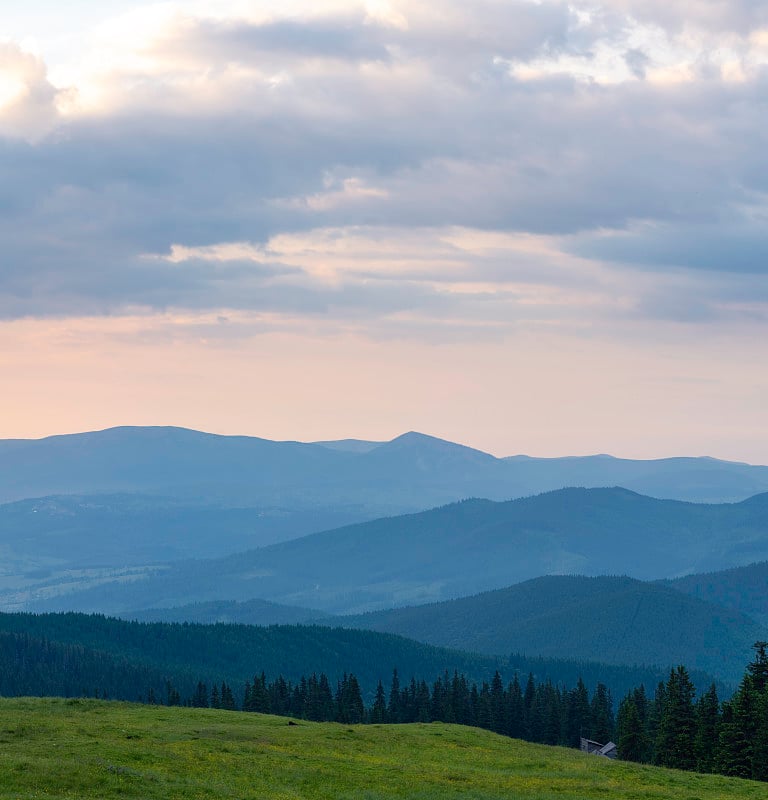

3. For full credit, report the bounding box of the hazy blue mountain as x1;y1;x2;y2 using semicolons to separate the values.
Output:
0;493;369;577
126;598;329;626
0;426;353;504
503;453;768;503
28;488;768;617
665;558;768;627
333;575;766;684
2;426;767;507
313;438;383;453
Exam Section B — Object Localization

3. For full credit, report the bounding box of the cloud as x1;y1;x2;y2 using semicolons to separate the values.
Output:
601;0;768;35
0;41;64;140
0;1;767;335
571;223;768;275
624;48;650;78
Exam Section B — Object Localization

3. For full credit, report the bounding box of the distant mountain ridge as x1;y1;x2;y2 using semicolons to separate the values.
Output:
28;487;768;618
2;425;767;506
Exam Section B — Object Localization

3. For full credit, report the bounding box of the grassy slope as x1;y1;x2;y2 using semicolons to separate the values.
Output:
0;698;763;800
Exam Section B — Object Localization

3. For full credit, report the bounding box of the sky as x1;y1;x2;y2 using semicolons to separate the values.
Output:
1;0;767;460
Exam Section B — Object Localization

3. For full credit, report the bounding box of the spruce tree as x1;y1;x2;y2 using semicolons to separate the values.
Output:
507;675;525;740
714;701;751;778
655;666;696;771
489;671;506;734
747;641;768;692
693;684;720;773
751;689;768;782
589;683;614;744
370;680;387;724
388;669;401;723
617;695;646;762
416;680;431;723
564;678;590;748
193;681;209;708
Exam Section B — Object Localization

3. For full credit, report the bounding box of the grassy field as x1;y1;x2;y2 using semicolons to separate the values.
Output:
0;698;764;800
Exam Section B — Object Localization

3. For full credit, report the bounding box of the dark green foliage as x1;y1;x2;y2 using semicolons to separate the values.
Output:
746;641;768;690
370;680;387;723
0;630;177;703
617;695;646;762
7;609;768;784
666;560;768;626
192;681;209;708
694;685;720;772
339;575;766;684
714;701;750;778
655;667;696;770
0;610;700;710
563;677;590;748
711;643;768;780
335;674;365;723
0;612;509;698
589;683;614;743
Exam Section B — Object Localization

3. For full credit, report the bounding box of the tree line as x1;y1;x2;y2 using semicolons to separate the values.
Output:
615;642;768;781
3;619;767;783
150;642;768;783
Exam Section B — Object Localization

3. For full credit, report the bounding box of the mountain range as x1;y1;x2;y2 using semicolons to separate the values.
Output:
25;487;768;618
124;574;768;684
3;424;768;694
3;426;768;508
3;425;766;613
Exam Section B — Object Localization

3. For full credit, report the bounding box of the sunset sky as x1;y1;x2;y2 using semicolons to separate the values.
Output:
1;1;767;460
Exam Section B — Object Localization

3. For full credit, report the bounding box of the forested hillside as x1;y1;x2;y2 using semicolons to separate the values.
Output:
666;561;768;626
127;598;328;626
0;613;717;704
31;488;768;616
336;575;766;683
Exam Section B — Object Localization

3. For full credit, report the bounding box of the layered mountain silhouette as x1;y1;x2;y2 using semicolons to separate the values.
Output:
333;575;766;684
3;426;767;506
26;488;768;618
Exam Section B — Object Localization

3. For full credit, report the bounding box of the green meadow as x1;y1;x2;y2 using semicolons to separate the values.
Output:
0;698;763;800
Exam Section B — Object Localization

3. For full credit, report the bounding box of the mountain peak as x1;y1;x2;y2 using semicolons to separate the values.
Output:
385;431;494;455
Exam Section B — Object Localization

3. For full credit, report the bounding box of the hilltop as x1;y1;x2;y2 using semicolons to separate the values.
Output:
665;559;768;626
0;698;763;800
335;575;767;683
